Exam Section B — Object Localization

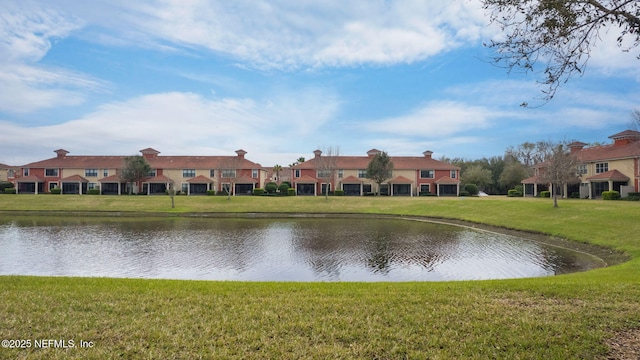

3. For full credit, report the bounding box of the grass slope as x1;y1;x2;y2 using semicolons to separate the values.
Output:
0;195;639;359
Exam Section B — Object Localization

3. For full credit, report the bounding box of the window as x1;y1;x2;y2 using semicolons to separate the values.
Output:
181;183;189;193
8;170;15;178
45;168;59;177
147;169;157;177
317;169;331;178
576;164;587;175
210;169;215;177
321;183;331;194
183;169;196;177
103;169;109;177
450;170;456;179
420;170;434;178
363;184;372;193
252;169;258;178
49;182;58;191
338;170;343;178
221;169;236;178
358;170;367;178
85;169;98;177
420;184;431;194
23;168;29;176
88;183;98;190
595;163;608;174
294;169;301;178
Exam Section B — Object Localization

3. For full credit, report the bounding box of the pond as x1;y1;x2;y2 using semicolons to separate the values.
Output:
0;216;605;282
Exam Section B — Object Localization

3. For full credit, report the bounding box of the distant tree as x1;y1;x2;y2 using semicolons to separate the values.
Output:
315;146;340;200
289;157;306;167
219;157;239;200
462;165;493;192
167;181;176;208
499;161;530;190
272;164;283;184
121;155;151;195
539;142;579;208
366;151;394;196
482;0;640;104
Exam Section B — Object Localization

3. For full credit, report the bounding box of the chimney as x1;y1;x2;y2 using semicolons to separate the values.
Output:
568;141;587;153
423;150;433;159
54;149;69;158
140;148;160;159
313;149;322;159
235;149;247;159
366;149;381;157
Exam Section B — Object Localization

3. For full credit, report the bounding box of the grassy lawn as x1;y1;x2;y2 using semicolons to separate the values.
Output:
0;195;639;359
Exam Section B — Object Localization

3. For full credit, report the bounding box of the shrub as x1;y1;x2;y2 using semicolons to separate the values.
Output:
0;181;13;192
253;188;264;196
278;183;289;194
265;182;278;194
280;181;291;189
464;184;479;196
569;192;581;199
419;192;436;196
206;190;216;196
287;188;295;196
459;190;470;197
539;191;550;198
507;189;522;197
334;190;344;196
50;188;61;194
87;189;100;195
624;192;640;201
602;191;620;200
4;188;16;194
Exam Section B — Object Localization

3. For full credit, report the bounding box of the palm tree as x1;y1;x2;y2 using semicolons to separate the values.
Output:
272;164;282;184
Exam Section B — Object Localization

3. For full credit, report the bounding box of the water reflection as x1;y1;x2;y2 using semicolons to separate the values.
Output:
0;217;604;281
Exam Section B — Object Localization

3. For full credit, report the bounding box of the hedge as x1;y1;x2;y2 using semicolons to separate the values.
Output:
287;188;295;196
206;190;216;196
87;189;100;195
507;189;522;197
602;191;620;200
539;191;550;198
50;188;61;194
4;188;16;194
334;190;344;196
253;188;264;196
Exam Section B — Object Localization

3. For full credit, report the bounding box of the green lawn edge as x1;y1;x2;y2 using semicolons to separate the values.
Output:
1;195;639;359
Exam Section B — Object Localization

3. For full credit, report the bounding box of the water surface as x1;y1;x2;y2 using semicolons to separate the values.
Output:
0;217;604;281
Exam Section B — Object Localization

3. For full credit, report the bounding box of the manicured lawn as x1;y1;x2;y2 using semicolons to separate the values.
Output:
0;195;639;359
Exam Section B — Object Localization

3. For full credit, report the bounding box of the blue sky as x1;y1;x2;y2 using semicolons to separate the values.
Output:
2;1;639;167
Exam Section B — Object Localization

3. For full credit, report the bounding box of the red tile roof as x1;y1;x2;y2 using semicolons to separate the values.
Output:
61;175;89;182
575;141;640;162
99;174;122;182
435;176;460;184
186;175;213;183
521;175;546;184
293;154;458;170
15;175;44;182
294;175;318;183
21;154;262;170
586;170;630;181
388;175;414;183
341;175;363;183
145;175;173;183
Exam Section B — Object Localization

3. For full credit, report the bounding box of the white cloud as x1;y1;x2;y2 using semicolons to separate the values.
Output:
51;0;489;69
0;89;340;166
366;101;495;138
0;1;107;113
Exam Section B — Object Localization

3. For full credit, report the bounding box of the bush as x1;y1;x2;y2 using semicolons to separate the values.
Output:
4;188;16;194
459;190;470;197
419;192;436;196
265;182;278;194
602;191;620;200
624;192;640;201
206;190;216;196
253;188;264;196
464;184;479;196
87;189;100;195
287;188;295;196
334;190;344;196
0;181;13;192
569;192;581;199
280;181;291;189
278;183;289;194
507;189;522;197
50;188;61;194
539;191;550;198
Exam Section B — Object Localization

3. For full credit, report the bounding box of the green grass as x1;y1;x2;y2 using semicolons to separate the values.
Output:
0;195;639;359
